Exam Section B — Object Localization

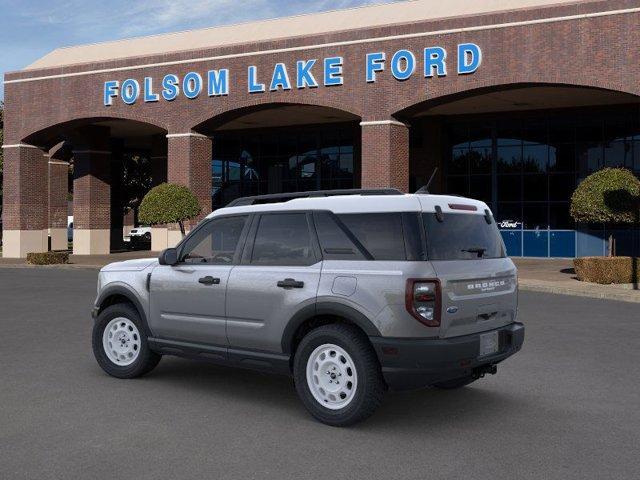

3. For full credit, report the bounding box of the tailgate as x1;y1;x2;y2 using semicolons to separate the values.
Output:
431;258;518;338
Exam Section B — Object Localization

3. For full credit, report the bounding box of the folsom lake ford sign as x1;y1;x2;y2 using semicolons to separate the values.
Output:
103;43;482;106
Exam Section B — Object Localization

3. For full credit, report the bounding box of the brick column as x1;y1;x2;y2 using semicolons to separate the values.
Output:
164;132;212;248
150;134;169;252
360;120;410;192
48;152;69;251
70;126;112;255
1;144;49;258
151;134;168;186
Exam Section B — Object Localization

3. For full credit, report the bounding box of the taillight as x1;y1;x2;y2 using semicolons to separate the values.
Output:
406;279;441;327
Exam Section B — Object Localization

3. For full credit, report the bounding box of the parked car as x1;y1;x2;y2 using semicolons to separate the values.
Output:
67;216;73;242
91;189;524;426
125;226;151;249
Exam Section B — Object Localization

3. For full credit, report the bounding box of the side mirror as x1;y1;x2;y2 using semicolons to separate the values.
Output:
159;248;178;266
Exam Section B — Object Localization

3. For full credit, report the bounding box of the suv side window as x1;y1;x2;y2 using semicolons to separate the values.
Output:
313;211;367;260
251;213;315;266
181;215;249;264
336;213;408;261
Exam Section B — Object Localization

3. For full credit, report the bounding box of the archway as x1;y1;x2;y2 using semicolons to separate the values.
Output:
396;84;640;258
17;118;167;255
193;103;361;209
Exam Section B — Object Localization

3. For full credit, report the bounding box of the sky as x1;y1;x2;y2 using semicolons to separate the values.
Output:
0;0;399;100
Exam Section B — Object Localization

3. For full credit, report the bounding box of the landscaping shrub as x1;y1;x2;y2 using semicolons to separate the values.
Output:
139;183;201;236
570;168;640;224
27;251;69;265
573;256;640;284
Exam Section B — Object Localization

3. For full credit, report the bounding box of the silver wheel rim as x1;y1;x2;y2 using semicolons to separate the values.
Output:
306;343;358;410
102;317;141;366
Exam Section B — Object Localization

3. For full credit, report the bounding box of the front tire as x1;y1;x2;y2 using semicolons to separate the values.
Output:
92;303;161;379
293;324;385;427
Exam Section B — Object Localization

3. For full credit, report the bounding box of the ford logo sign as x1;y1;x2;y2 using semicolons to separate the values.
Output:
447;306;459;314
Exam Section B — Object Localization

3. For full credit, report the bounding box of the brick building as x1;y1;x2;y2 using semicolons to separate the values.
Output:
3;0;640;258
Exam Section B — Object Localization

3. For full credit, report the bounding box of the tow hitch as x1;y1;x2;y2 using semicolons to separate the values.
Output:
473;364;497;379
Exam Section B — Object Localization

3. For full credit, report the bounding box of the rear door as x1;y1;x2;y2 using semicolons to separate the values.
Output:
149;215;250;346
226;212;321;352
422;210;518;338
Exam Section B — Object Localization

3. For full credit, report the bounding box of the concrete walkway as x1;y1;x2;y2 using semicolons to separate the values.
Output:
1;251;639;303
513;258;640;303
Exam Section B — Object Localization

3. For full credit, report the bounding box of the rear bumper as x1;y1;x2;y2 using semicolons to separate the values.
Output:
370;322;524;391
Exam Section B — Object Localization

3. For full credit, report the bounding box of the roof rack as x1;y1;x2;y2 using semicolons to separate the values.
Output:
226;188;403;207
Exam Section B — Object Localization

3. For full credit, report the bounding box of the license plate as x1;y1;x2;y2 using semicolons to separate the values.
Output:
479;331;499;357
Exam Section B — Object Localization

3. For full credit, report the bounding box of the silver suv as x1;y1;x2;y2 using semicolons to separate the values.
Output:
92;189;524;426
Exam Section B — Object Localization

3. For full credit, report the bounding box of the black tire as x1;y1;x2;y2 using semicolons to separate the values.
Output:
293;324;385;427
433;376;477;390
92;303;161;379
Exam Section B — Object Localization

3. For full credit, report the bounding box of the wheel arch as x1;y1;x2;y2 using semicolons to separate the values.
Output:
95;285;152;337
282;302;381;355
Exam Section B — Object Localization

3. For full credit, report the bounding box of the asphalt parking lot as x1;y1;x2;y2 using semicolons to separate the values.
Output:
1;267;639;480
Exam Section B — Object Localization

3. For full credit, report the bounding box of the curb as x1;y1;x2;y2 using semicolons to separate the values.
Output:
519;281;640;304
0;264;101;270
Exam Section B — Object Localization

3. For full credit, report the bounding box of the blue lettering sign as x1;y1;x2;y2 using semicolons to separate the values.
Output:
390;50;416;81
366;52;385;83
324;57;343;86
458;43;482;75
121;79;140;105
270;63;292;91
208;69;229;96
424;47;447;77
296;60;318;89
248;66;265;93
104;80;119;106
183;72;203;99
101;45;483;106
162;74;179;101
144;77;159;102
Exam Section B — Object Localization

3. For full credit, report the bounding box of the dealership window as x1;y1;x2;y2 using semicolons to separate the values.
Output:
444;106;640;231
211;124;358;209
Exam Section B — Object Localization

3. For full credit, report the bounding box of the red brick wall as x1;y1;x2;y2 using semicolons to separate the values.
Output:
167;135;213;226
2;146;48;230
361;123;409;191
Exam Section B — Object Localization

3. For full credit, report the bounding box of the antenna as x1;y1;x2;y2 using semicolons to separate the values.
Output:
415;167;438;194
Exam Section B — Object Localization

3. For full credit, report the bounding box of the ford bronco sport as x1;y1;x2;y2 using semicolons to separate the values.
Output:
92;189;524;426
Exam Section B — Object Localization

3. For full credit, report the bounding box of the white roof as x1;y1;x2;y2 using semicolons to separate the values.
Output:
209;194;490;217
26;0;583;70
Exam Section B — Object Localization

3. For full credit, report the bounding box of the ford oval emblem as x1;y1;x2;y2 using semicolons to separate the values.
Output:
447;306;459;314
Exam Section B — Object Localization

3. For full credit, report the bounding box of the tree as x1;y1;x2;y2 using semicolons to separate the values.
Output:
570;168;640;256
138;183;201;237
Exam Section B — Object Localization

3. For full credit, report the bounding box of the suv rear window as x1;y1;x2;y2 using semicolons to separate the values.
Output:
423;213;505;260
336;213;418;261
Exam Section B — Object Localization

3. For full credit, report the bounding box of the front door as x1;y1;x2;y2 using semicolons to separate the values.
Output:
226;212;321;353
149;215;250;346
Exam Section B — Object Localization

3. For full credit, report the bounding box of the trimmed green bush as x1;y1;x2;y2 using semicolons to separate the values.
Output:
574;256;640;284
570;168;640;224
27;251;69;265
138;183;201;236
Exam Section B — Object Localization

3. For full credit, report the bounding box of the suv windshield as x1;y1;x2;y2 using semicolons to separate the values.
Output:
423;213;505;260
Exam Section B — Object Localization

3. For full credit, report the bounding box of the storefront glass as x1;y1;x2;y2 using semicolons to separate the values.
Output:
443;106;640;257
211;123;358;209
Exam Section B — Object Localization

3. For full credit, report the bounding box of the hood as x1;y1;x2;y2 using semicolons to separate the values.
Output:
101;258;158;272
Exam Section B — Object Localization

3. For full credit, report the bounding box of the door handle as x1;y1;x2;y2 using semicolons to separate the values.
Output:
277;278;304;289
199;276;220;285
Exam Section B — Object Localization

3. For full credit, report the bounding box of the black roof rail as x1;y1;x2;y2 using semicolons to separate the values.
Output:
226;188;403;207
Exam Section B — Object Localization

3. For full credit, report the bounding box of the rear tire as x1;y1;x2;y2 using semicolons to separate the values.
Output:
433;376;476;390
92;303;161;379
293;324;385;427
